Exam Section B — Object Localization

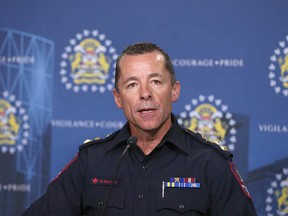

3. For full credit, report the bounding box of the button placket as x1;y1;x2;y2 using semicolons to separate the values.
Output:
134;158;151;214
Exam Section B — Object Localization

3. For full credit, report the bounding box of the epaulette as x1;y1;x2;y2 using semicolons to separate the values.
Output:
184;129;232;159
79;130;119;151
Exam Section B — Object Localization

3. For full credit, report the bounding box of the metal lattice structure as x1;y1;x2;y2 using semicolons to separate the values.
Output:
0;28;54;215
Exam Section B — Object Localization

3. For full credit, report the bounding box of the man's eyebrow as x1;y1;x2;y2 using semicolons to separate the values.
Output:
123;76;138;85
148;72;162;79
123;72;162;85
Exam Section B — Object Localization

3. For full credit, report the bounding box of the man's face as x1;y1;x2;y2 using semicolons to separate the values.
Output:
113;51;180;134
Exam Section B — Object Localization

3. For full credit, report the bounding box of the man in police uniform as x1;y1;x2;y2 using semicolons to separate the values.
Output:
23;42;257;215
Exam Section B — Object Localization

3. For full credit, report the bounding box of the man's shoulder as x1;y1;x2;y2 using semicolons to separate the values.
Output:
78;130;119;151
183;129;233;159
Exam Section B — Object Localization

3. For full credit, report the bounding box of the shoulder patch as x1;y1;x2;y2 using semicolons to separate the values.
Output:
184;129;232;158
230;162;252;199
79;131;119;151
51;153;78;183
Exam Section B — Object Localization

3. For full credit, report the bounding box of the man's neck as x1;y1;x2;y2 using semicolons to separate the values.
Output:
130;122;172;155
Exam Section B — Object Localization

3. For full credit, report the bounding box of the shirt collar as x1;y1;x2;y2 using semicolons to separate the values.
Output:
157;114;189;154
105;113;189;154
104;122;131;152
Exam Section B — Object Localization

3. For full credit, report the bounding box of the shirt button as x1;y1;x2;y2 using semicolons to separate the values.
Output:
142;165;148;170
179;204;185;209
138;194;144;199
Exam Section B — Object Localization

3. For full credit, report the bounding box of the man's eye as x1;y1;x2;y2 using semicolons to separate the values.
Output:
127;83;137;88
151;80;161;85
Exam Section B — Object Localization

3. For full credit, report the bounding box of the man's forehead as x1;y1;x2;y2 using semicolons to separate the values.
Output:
121;51;164;62
155;53;165;61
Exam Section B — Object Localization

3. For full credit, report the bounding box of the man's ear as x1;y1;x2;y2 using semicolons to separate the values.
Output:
113;89;123;109
172;81;181;102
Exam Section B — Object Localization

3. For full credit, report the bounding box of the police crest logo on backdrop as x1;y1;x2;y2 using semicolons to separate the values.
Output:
265;167;288;216
177;95;237;151
268;34;288;97
60;29;117;93
0;91;29;154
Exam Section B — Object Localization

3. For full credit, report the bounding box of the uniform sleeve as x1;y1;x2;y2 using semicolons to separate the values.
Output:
208;160;257;216
22;151;86;216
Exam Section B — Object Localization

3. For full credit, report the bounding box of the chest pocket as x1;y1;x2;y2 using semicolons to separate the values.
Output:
82;185;126;216
156;188;209;215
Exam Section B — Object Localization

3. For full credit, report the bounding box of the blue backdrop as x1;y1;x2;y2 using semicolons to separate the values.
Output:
0;1;287;215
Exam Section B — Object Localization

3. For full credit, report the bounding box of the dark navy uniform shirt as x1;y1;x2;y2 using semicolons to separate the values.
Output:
23;114;257;216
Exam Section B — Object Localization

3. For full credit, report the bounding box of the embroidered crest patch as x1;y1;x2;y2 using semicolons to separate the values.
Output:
51;153;79;183
230;162;252;199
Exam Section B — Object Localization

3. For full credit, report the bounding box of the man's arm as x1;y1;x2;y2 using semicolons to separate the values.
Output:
22;152;85;216
209;161;257;215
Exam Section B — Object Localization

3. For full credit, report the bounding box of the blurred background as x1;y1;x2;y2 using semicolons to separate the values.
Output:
0;0;287;215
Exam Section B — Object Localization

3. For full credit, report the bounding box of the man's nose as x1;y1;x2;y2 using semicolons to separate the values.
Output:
140;84;152;100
